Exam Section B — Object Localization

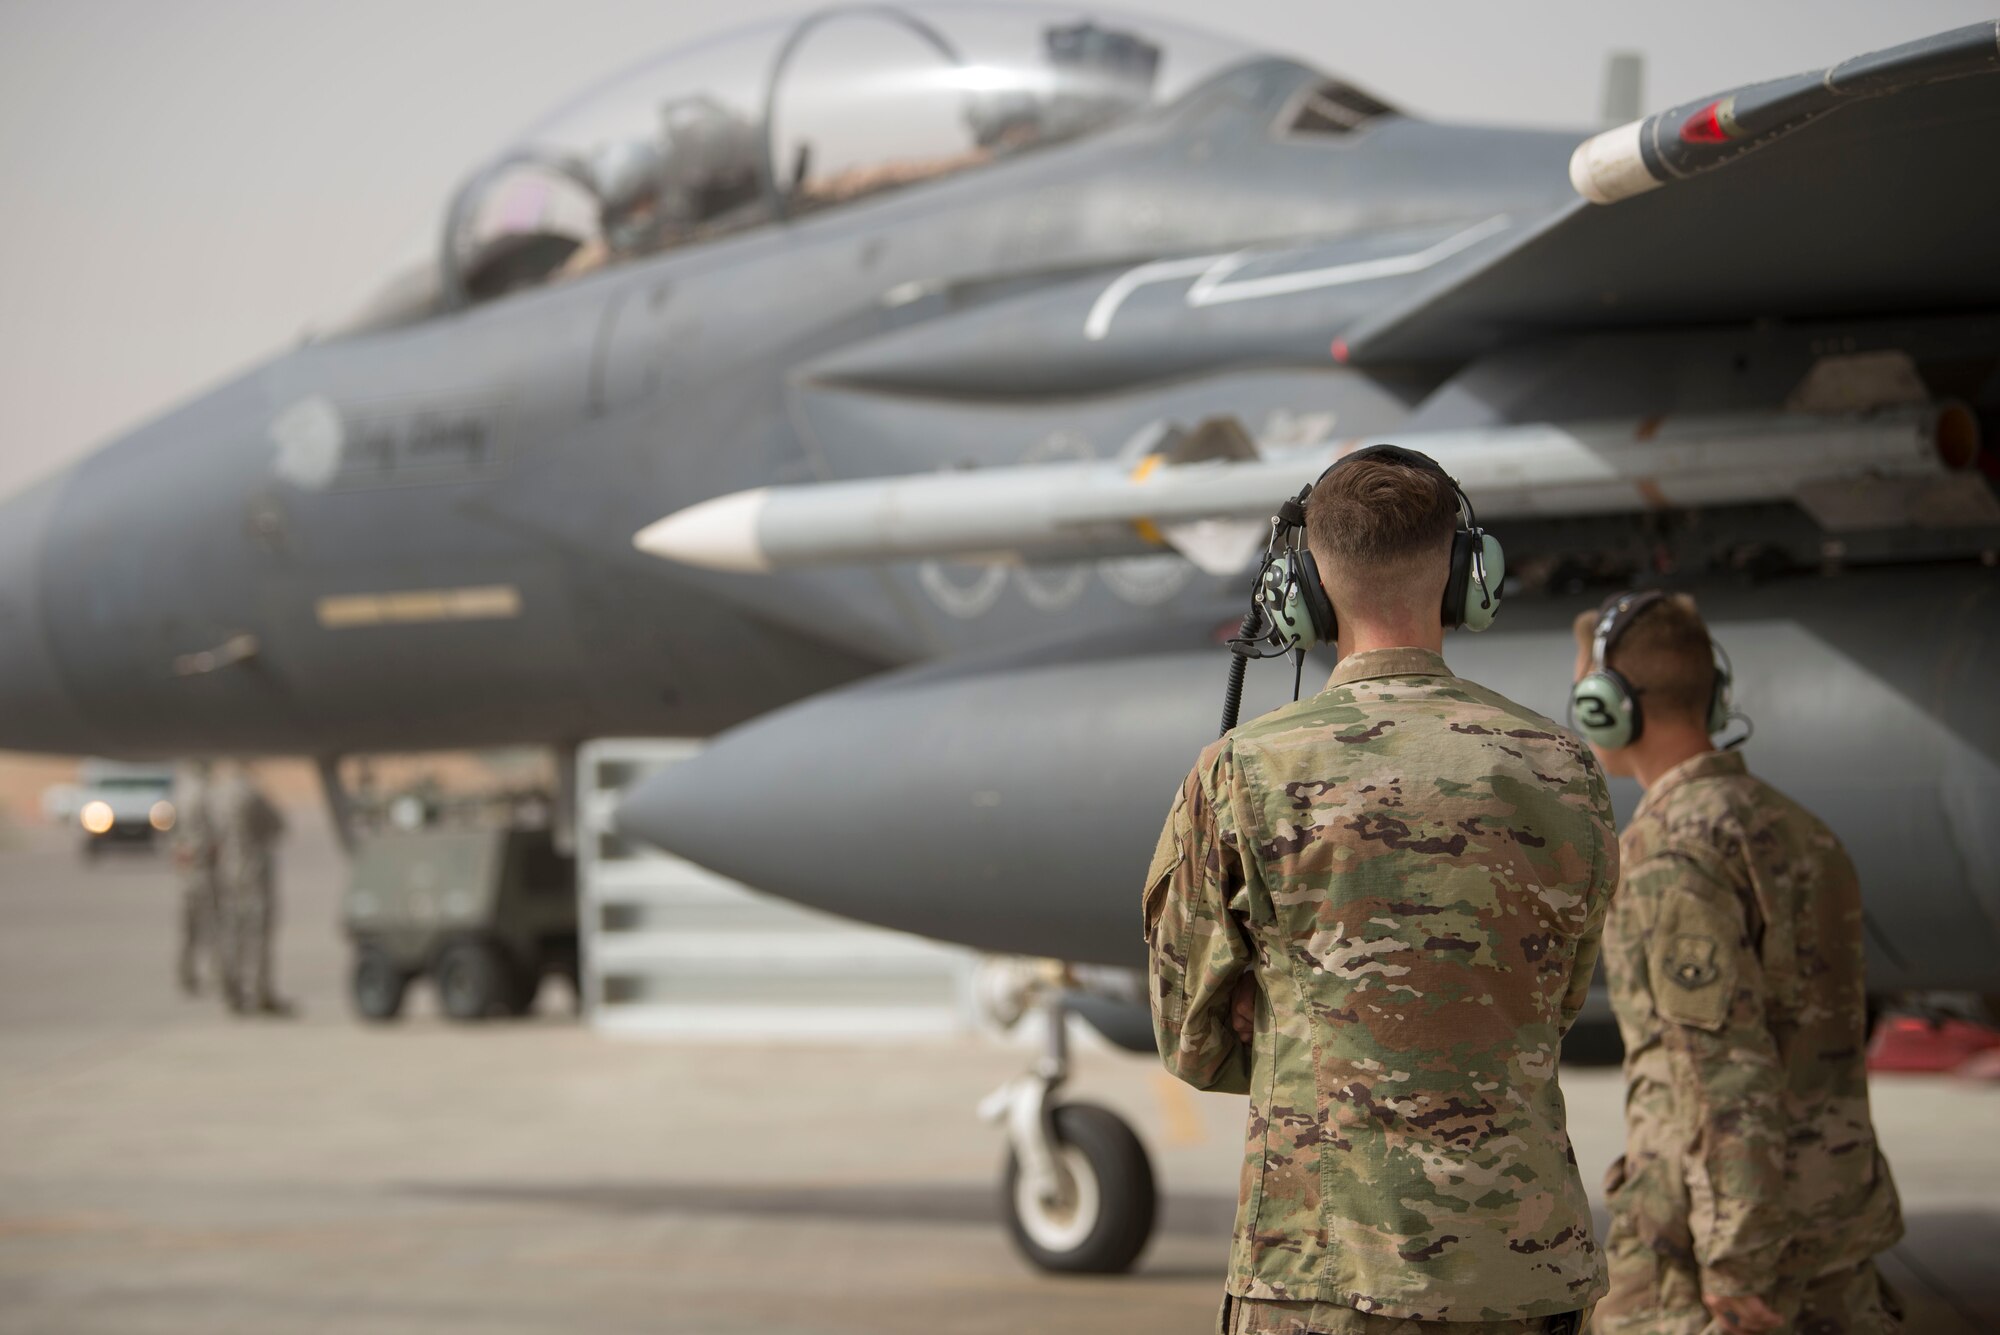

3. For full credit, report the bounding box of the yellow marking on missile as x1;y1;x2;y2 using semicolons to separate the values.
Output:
1128;453;1167;547
316;584;521;629
1153;1069;1209;1148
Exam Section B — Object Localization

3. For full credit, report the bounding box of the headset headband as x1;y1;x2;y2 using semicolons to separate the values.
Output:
1592;589;1667;669
1347;443;1451;475
1290;444;1475;530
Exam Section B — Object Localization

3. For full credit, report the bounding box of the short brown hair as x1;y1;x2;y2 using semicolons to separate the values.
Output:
1572;593;1716;725
1305;454;1458;570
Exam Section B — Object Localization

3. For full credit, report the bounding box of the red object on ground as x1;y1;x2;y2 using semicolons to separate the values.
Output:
1956;1047;2000;1082
1866;1014;2000;1075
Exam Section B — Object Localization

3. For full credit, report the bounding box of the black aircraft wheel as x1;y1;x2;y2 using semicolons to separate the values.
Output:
350;947;408;1023
435;939;513;1022
1002;1102;1155;1275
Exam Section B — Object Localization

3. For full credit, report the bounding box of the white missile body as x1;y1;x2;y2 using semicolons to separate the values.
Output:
634;406;1977;573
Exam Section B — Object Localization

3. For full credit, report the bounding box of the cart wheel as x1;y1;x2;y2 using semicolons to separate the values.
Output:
435;939;513;1021
350;946;408;1023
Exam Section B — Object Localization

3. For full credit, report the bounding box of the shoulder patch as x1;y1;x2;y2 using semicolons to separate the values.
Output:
1649;886;1741;1032
1663;933;1721;991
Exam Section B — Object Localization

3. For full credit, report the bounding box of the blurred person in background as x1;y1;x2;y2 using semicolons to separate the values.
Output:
171;759;218;997
214;762;294;1018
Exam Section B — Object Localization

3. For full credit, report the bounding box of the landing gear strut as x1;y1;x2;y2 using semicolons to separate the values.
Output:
979;970;1156;1274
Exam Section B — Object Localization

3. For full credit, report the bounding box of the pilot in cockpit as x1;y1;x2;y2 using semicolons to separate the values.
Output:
966;22;1160;155
453;15;1172;300
562;96;765;279
588;138;671;258
328;8;1243;333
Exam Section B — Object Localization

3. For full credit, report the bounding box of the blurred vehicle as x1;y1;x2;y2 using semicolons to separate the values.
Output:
70;759;177;858
342;788;577;1022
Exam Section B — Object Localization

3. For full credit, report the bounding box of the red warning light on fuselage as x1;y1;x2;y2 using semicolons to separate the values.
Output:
1679;100;1731;144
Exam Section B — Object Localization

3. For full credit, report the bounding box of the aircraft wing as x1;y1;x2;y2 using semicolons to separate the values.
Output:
1339;21;2000;366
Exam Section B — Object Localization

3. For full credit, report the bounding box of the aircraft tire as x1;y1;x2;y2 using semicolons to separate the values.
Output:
435;938;513;1022
350;946;408;1023
1002;1102;1155;1275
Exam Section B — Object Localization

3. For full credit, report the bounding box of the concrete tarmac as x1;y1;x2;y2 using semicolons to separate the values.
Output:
1;813;1995;1334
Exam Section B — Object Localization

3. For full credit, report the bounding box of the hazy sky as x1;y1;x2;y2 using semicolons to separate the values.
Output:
0;0;1989;499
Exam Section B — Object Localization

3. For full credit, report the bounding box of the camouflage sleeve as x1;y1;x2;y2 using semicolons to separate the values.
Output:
1143;754;1252;1095
1632;852;1790;1297
1559;756;1619;1034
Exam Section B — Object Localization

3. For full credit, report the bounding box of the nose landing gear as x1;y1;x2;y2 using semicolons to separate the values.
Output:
978;969;1156;1274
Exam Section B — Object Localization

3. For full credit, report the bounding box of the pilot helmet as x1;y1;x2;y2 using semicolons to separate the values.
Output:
589;138;667;251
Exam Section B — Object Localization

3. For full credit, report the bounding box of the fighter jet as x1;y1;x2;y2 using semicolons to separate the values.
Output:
1;5;1996;1273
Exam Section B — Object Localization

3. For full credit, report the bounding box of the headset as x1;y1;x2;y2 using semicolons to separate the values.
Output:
1219;444;1503;734
1569;589;1741;750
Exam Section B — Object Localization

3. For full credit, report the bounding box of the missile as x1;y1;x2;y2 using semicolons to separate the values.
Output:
1571;21;2000;205
634;404;1979;574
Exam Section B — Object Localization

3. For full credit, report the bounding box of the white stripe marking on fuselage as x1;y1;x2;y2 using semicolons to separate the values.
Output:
1083;214;1511;342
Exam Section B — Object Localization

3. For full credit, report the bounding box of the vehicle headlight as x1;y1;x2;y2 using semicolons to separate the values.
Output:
149;800;177;832
80;800;115;835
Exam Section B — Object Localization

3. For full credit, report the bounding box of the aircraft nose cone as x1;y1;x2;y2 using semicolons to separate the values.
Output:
614;748;769;890
609;684;1037;952
0;471;100;752
611;644;1248;969
617;711;1071;953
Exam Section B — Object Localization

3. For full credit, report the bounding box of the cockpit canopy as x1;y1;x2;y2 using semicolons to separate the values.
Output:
330;5;1257;332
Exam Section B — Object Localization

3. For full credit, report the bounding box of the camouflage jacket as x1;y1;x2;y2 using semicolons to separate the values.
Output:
1145;648;1617;1321
215;776;286;886
170;773;218;877
1604;750;1902;1300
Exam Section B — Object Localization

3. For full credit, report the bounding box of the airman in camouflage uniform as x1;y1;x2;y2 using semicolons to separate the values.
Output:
171;760;218;996
1148;647;1617;1332
1574;596;1903;1334
214;764;292;1016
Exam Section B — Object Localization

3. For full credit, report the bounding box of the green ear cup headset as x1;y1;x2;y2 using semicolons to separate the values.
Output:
1245;444;1502;655
1219;444;1503;734
1569;590;1739;750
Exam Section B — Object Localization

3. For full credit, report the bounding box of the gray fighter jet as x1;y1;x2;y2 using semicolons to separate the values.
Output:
2;5;1997;1273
